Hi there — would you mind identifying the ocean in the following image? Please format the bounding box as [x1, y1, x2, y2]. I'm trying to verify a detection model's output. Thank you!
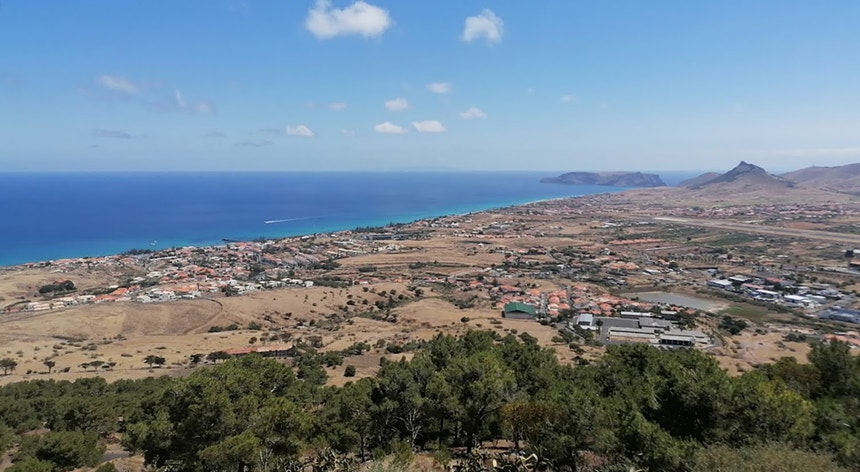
[0, 172, 692, 267]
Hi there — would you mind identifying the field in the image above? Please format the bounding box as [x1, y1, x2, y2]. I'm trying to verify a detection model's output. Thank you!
[0, 274, 588, 387]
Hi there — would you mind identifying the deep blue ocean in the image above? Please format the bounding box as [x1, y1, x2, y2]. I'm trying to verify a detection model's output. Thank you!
[0, 172, 696, 267]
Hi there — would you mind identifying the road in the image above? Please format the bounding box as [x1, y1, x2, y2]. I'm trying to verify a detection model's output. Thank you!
[653, 217, 860, 246]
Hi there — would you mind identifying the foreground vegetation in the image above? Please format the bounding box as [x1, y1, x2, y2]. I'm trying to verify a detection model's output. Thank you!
[0, 331, 858, 471]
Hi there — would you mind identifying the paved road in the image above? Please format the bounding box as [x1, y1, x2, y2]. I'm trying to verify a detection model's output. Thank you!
[653, 217, 860, 245]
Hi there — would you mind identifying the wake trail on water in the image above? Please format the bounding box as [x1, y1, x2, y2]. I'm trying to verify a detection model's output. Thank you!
[263, 217, 310, 224]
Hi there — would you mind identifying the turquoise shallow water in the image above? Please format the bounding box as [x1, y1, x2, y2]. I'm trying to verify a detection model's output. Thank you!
[0, 171, 639, 266]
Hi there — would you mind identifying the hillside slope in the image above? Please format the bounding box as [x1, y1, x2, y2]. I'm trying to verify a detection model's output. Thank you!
[782, 163, 860, 195]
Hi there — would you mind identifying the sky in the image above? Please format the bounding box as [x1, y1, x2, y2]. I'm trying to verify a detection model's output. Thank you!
[1, 1, 859, 173]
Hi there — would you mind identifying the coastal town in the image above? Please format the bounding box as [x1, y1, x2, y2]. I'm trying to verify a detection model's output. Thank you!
[3, 163, 860, 389]
[5, 3, 860, 469]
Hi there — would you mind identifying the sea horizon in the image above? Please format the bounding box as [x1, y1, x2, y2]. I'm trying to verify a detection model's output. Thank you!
[0, 171, 700, 267]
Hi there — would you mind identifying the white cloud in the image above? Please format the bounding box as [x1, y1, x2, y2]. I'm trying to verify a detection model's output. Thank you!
[285, 125, 315, 137]
[374, 122, 406, 134]
[96, 75, 138, 94]
[384, 97, 409, 111]
[560, 94, 576, 103]
[306, 0, 391, 40]
[341, 129, 356, 136]
[329, 102, 348, 111]
[412, 120, 446, 133]
[426, 82, 452, 94]
[462, 9, 504, 44]
[459, 107, 487, 119]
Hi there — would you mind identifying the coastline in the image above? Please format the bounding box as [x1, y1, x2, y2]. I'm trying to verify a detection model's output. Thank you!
[0, 194, 584, 270]
[0, 184, 625, 268]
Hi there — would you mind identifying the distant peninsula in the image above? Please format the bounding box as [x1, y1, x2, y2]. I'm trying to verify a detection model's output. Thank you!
[540, 171, 666, 187]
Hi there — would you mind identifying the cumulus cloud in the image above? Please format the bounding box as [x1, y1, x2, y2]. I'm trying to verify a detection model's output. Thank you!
[462, 9, 504, 44]
[92, 128, 133, 139]
[285, 125, 316, 137]
[96, 75, 139, 94]
[560, 94, 576, 103]
[412, 120, 446, 133]
[426, 82, 452, 94]
[329, 102, 348, 111]
[459, 107, 487, 119]
[384, 97, 409, 111]
[306, 0, 391, 39]
[374, 122, 406, 134]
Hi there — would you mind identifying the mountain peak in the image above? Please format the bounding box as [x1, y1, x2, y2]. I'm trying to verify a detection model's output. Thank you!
[683, 161, 794, 193]
[728, 161, 767, 175]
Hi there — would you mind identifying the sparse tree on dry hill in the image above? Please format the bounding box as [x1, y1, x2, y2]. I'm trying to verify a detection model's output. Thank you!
[0, 358, 17, 375]
[43, 359, 55, 373]
[143, 355, 165, 369]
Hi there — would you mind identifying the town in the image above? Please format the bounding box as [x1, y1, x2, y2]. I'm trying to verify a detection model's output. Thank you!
[4, 188, 860, 390]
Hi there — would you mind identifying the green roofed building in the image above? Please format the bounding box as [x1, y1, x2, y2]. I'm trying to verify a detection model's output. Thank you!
[503, 302, 536, 319]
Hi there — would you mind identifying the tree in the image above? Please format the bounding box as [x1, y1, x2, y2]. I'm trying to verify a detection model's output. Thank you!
[0, 358, 18, 375]
[15, 430, 104, 471]
[143, 355, 166, 369]
[321, 379, 374, 460]
[6, 458, 54, 472]
[42, 359, 56, 374]
[809, 340, 860, 399]
[123, 355, 303, 471]
[445, 352, 515, 452]
[344, 365, 356, 377]
[206, 351, 232, 363]
[189, 353, 203, 365]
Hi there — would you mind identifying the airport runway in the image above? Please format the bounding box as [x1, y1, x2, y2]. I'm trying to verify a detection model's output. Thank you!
[653, 217, 860, 246]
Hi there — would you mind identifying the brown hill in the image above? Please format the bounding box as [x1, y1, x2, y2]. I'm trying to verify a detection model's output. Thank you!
[673, 161, 796, 200]
[690, 161, 794, 189]
[679, 172, 721, 188]
[614, 161, 851, 205]
[782, 163, 860, 195]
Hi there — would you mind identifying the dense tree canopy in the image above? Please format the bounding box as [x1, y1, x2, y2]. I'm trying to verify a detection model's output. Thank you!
[0, 333, 857, 471]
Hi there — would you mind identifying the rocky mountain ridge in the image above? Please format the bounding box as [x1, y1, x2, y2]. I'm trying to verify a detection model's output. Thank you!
[541, 171, 665, 187]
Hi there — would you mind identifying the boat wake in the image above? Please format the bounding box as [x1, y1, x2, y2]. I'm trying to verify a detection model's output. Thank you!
[264, 218, 301, 225]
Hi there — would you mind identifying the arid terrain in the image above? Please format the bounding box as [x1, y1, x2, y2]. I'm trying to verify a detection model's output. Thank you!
[5, 163, 860, 392]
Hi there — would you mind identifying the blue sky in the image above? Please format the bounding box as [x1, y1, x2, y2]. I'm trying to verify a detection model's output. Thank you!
[1, 1, 859, 172]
